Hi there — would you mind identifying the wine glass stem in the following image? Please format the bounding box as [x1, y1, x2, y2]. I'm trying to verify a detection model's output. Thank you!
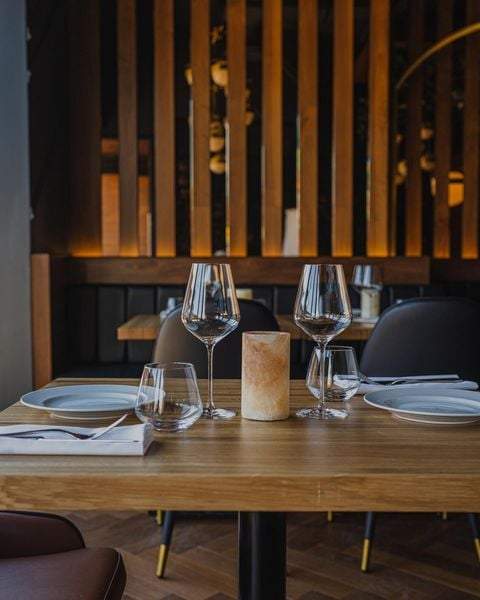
[316, 341, 327, 415]
[206, 342, 216, 413]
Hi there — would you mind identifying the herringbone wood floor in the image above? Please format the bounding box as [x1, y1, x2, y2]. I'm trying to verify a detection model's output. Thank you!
[65, 511, 480, 599]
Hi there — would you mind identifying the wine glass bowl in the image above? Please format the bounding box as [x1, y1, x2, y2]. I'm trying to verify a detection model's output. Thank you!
[182, 263, 240, 419]
[351, 264, 383, 293]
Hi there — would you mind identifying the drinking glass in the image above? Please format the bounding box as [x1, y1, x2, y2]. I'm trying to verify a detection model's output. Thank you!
[135, 362, 203, 432]
[351, 264, 383, 293]
[182, 263, 240, 419]
[294, 264, 352, 418]
[307, 346, 360, 419]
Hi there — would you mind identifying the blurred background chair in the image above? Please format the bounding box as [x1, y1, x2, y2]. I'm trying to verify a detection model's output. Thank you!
[359, 297, 480, 572]
[153, 299, 279, 577]
[0, 511, 126, 599]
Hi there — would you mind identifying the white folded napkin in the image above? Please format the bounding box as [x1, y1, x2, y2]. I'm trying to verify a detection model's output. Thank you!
[0, 423, 154, 456]
[359, 374, 478, 395]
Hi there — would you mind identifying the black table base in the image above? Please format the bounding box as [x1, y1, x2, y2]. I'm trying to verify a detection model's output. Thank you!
[238, 512, 286, 600]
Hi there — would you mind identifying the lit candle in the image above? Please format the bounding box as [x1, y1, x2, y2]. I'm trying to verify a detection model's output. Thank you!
[241, 332, 290, 421]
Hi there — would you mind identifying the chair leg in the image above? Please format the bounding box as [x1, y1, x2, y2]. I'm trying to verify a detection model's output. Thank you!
[156, 511, 175, 578]
[467, 513, 480, 563]
[361, 512, 376, 573]
[156, 509, 164, 526]
[327, 511, 333, 523]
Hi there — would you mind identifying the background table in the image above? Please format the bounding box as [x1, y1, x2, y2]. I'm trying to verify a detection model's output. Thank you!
[117, 314, 375, 341]
[1, 378, 480, 598]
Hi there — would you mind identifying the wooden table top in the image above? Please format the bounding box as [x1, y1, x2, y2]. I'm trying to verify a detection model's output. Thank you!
[0, 378, 479, 513]
[117, 314, 375, 341]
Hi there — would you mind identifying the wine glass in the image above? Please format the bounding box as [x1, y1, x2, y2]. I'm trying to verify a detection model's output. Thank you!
[307, 346, 360, 419]
[294, 264, 352, 419]
[135, 362, 203, 432]
[351, 264, 383, 293]
[182, 263, 240, 419]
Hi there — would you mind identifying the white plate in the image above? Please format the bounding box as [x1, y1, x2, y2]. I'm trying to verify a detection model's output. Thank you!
[21, 385, 137, 420]
[364, 387, 480, 425]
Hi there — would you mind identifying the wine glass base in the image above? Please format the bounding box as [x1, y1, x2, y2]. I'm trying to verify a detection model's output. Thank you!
[296, 407, 348, 420]
[202, 407, 236, 420]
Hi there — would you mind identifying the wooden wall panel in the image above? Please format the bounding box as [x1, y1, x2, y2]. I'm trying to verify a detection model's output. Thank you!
[154, 0, 176, 257]
[138, 175, 152, 256]
[101, 174, 120, 256]
[226, 0, 247, 257]
[433, 1, 452, 258]
[298, 0, 318, 257]
[332, 0, 353, 257]
[462, 0, 480, 258]
[405, 0, 423, 256]
[367, 0, 390, 257]
[262, 0, 283, 256]
[31, 254, 52, 388]
[68, 0, 101, 255]
[190, 0, 212, 257]
[117, 0, 138, 256]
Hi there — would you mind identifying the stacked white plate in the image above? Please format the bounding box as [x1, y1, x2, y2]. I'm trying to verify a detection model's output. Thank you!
[21, 385, 137, 420]
[364, 387, 480, 425]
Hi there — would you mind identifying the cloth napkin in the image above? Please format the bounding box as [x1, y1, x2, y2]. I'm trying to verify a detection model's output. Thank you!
[359, 374, 479, 395]
[0, 423, 154, 456]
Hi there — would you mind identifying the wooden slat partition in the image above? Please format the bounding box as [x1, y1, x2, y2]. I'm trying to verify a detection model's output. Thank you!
[298, 0, 318, 257]
[117, 0, 138, 256]
[462, 0, 480, 259]
[68, 0, 101, 255]
[226, 0, 247, 257]
[138, 175, 152, 256]
[262, 0, 283, 256]
[101, 174, 120, 256]
[31, 254, 52, 388]
[367, 0, 390, 257]
[433, 1, 452, 259]
[154, 0, 176, 257]
[190, 0, 212, 257]
[332, 0, 353, 257]
[405, 0, 424, 256]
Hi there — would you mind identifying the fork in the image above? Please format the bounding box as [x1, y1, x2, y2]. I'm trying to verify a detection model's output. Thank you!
[0, 414, 128, 440]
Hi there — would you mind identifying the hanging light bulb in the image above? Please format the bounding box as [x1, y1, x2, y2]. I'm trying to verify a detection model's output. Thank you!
[211, 60, 228, 88]
[209, 153, 226, 175]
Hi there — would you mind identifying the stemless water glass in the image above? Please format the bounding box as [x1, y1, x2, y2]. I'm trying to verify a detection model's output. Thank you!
[294, 264, 352, 419]
[182, 263, 240, 419]
[135, 362, 203, 432]
[306, 346, 360, 419]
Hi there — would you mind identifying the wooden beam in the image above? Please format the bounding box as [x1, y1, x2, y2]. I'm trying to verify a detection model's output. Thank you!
[31, 254, 52, 388]
[138, 175, 152, 256]
[117, 0, 138, 256]
[68, 0, 101, 256]
[154, 0, 176, 257]
[262, 0, 283, 256]
[462, 0, 480, 258]
[190, 0, 211, 257]
[101, 174, 120, 256]
[433, 0, 452, 258]
[405, 0, 423, 256]
[226, 0, 247, 257]
[298, 0, 318, 257]
[332, 0, 353, 257]
[367, 0, 390, 257]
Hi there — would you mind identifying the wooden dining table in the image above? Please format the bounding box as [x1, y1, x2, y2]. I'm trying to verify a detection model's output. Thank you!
[117, 313, 376, 341]
[1, 378, 480, 599]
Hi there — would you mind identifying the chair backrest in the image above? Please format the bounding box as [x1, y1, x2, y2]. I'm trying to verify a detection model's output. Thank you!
[360, 297, 480, 382]
[152, 299, 279, 378]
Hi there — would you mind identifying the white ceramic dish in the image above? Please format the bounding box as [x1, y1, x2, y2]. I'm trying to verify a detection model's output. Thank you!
[21, 385, 137, 420]
[364, 387, 480, 425]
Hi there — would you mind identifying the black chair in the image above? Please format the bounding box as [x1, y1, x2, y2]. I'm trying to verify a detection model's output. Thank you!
[153, 299, 279, 577]
[359, 297, 480, 572]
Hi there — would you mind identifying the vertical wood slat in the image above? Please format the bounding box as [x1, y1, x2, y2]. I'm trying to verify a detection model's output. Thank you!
[405, 0, 423, 256]
[117, 0, 138, 256]
[433, 1, 452, 258]
[262, 0, 283, 257]
[367, 0, 390, 257]
[298, 0, 318, 257]
[462, 0, 480, 258]
[68, 0, 101, 255]
[31, 254, 52, 388]
[138, 175, 152, 256]
[332, 0, 354, 257]
[154, 0, 176, 257]
[101, 174, 120, 255]
[226, 0, 247, 257]
[190, 0, 212, 257]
